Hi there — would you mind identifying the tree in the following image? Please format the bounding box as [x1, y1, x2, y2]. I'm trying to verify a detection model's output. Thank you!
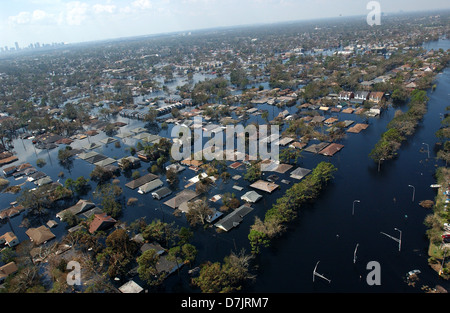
[195, 176, 213, 194]
[97, 229, 138, 279]
[192, 249, 254, 293]
[166, 168, 178, 186]
[94, 183, 123, 218]
[186, 199, 213, 227]
[90, 166, 113, 183]
[142, 219, 177, 247]
[17, 187, 51, 215]
[144, 108, 158, 124]
[137, 249, 166, 286]
[391, 87, 409, 104]
[192, 262, 231, 293]
[178, 227, 194, 245]
[73, 176, 90, 195]
[181, 243, 197, 265]
[230, 66, 249, 89]
[58, 146, 74, 165]
[244, 162, 261, 183]
[279, 147, 302, 164]
[248, 229, 271, 254]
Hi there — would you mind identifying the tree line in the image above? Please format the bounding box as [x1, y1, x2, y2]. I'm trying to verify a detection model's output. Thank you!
[248, 161, 337, 254]
[369, 89, 429, 164]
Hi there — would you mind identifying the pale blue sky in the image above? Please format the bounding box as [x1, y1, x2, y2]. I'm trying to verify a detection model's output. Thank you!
[1, 0, 449, 48]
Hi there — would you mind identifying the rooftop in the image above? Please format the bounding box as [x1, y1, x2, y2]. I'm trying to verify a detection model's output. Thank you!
[250, 180, 279, 193]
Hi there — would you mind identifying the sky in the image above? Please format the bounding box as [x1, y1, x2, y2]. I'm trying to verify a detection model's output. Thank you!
[1, 0, 449, 48]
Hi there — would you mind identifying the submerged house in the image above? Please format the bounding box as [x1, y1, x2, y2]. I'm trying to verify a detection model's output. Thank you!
[241, 190, 262, 203]
[25, 225, 56, 246]
[89, 213, 117, 234]
[56, 199, 96, 220]
[152, 187, 172, 200]
[118, 156, 141, 169]
[214, 205, 254, 232]
[0, 232, 19, 247]
[138, 179, 164, 194]
[0, 262, 18, 283]
[250, 180, 279, 194]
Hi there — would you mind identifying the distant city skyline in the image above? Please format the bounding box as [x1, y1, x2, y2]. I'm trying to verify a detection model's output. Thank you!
[1, 0, 449, 48]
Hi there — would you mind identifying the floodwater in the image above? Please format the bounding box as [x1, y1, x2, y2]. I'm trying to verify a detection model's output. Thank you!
[0, 39, 449, 293]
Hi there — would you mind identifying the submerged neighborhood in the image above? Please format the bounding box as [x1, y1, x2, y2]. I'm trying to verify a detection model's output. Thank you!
[0, 9, 450, 294]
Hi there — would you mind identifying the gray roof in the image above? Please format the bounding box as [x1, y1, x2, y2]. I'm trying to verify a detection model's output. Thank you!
[83, 142, 102, 150]
[138, 179, 164, 194]
[56, 199, 96, 219]
[119, 280, 144, 293]
[152, 187, 172, 199]
[215, 205, 253, 232]
[241, 191, 262, 203]
[290, 167, 311, 180]
[125, 173, 158, 189]
[94, 157, 116, 167]
[100, 137, 118, 144]
[35, 176, 52, 186]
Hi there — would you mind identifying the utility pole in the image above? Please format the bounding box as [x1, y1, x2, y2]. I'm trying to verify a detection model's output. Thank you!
[353, 243, 359, 264]
[408, 185, 415, 202]
[313, 261, 331, 283]
[380, 228, 402, 252]
[352, 200, 360, 216]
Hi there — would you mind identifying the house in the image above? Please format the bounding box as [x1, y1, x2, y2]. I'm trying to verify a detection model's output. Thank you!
[0, 262, 18, 283]
[368, 91, 384, 104]
[241, 191, 262, 203]
[152, 187, 172, 200]
[214, 205, 254, 232]
[100, 137, 118, 145]
[0, 232, 19, 247]
[82, 142, 102, 150]
[338, 91, 354, 101]
[206, 209, 223, 223]
[165, 163, 186, 173]
[138, 179, 164, 194]
[0, 156, 18, 167]
[250, 180, 279, 194]
[85, 153, 108, 164]
[318, 143, 344, 156]
[141, 242, 166, 255]
[119, 280, 144, 293]
[89, 213, 117, 233]
[25, 225, 56, 245]
[290, 167, 311, 180]
[118, 156, 141, 169]
[34, 176, 52, 187]
[353, 90, 369, 101]
[56, 199, 96, 220]
[164, 189, 199, 210]
[94, 158, 116, 167]
[405, 82, 417, 90]
[0, 205, 25, 220]
[369, 106, 382, 116]
[125, 173, 158, 190]
[2, 165, 17, 176]
[360, 81, 374, 89]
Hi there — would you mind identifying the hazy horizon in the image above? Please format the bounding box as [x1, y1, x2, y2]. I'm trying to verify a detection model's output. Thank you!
[1, 0, 449, 48]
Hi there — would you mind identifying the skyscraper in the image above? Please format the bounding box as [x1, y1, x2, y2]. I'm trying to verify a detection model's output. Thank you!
[14, 42, 19, 51]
